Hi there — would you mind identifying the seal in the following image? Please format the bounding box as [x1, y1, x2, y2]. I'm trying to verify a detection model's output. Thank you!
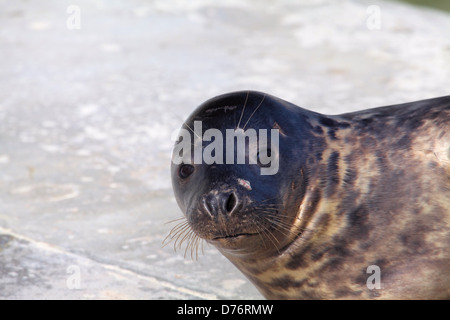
[169, 91, 450, 299]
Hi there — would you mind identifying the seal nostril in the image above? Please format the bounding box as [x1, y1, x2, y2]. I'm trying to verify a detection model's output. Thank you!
[202, 196, 214, 217]
[225, 193, 237, 213]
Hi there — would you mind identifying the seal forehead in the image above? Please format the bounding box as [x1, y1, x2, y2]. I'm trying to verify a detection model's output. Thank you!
[204, 105, 239, 114]
[192, 91, 265, 120]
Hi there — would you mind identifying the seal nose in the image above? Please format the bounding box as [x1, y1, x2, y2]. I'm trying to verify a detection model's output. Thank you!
[202, 192, 239, 217]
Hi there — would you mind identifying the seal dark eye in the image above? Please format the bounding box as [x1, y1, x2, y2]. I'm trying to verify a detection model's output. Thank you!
[179, 164, 194, 179]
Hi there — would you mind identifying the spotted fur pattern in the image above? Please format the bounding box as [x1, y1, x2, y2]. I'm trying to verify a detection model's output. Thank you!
[221, 96, 450, 299]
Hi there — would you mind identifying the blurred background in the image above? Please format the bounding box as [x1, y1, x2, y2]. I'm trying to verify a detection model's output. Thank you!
[0, 0, 449, 299]
[400, 0, 450, 12]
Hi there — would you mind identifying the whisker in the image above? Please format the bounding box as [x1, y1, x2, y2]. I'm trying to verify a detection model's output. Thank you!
[264, 213, 295, 225]
[251, 218, 281, 253]
[242, 94, 266, 130]
[184, 231, 198, 259]
[183, 122, 202, 140]
[176, 225, 194, 250]
[190, 235, 199, 260]
[262, 224, 281, 254]
[166, 221, 190, 240]
[254, 206, 281, 211]
[236, 91, 250, 129]
[194, 234, 203, 260]
[163, 217, 206, 261]
[162, 221, 188, 248]
[252, 220, 270, 249]
[263, 213, 297, 233]
[264, 217, 292, 236]
[165, 216, 186, 225]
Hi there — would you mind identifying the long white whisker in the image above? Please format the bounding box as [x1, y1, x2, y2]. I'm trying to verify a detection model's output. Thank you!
[183, 122, 202, 140]
[242, 94, 266, 130]
[236, 91, 250, 129]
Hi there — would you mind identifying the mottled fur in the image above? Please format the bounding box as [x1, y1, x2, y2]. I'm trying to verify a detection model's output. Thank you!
[171, 92, 450, 299]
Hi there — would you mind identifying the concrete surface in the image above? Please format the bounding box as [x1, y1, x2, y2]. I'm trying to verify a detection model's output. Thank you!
[0, 0, 449, 299]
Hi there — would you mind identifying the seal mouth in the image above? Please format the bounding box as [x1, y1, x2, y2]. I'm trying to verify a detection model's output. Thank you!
[211, 233, 257, 241]
[208, 232, 262, 253]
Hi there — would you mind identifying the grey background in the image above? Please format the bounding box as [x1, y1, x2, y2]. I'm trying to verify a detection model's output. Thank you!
[0, 0, 449, 299]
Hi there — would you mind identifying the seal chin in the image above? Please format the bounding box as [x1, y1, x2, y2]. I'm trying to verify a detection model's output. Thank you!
[208, 233, 261, 255]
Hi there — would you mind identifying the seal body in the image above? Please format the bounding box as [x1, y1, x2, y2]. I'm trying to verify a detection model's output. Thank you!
[170, 91, 450, 299]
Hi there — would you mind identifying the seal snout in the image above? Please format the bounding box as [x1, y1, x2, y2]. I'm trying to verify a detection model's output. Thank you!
[201, 190, 240, 218]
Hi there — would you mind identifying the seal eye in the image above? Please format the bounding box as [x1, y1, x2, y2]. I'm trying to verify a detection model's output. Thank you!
[179, 164, 194, 179]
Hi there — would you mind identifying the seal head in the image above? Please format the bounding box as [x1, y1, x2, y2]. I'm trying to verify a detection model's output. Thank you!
[171, 92, 318, 257]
